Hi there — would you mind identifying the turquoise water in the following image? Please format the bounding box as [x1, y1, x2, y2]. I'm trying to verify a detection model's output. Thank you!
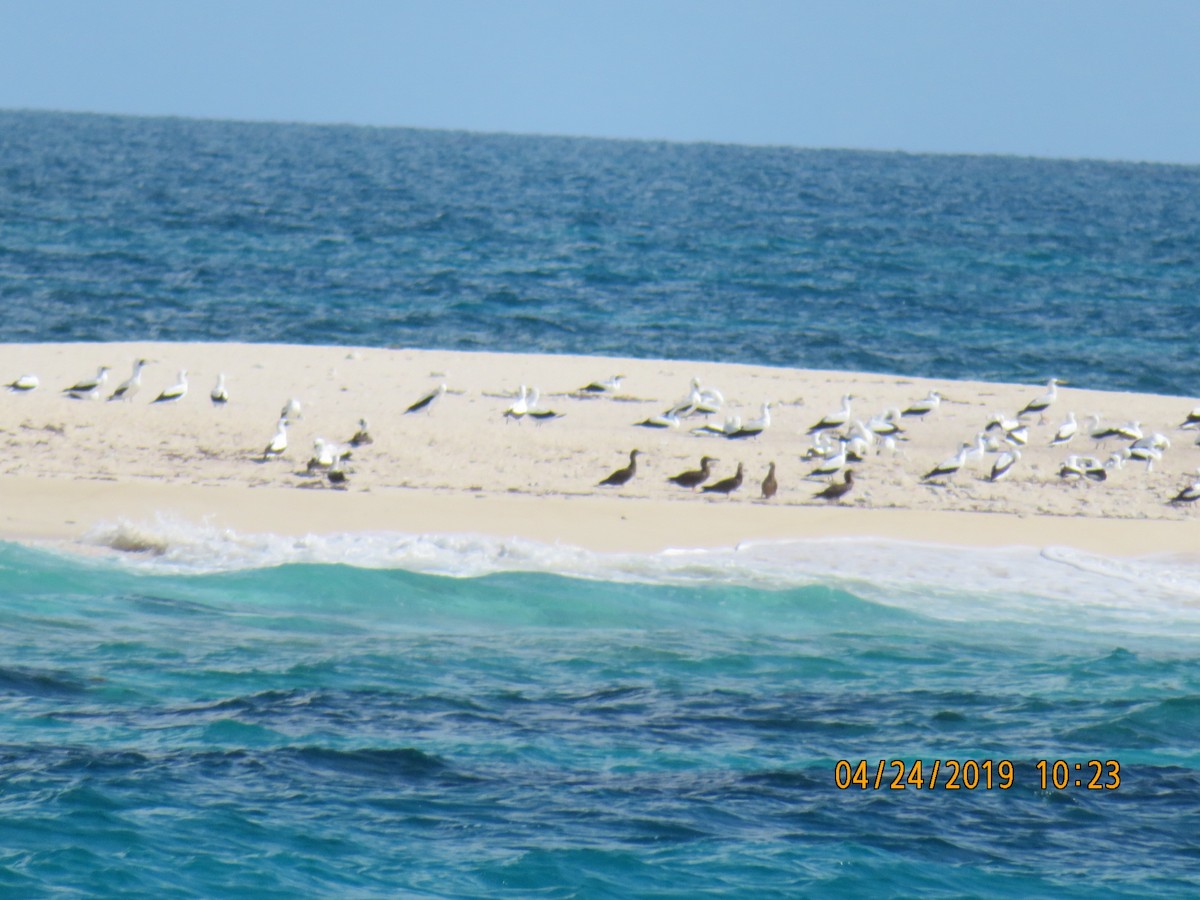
[3, 536, 1200, 897]
[3, 110, 1200, 895]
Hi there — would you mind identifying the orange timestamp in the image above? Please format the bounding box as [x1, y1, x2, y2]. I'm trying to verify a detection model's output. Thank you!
[834, 758, 1122, 791]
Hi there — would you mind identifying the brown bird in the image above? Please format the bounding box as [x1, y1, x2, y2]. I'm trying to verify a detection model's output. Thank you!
[701, 462, 744, 498]
[814, 469, 854, 502]
[668, 456, 718, 489]
[760, 462, 777, 499]
[599, 449, 641, 486]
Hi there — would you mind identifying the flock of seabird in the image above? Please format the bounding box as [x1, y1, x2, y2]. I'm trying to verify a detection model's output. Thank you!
[5, 361, 1200, 510]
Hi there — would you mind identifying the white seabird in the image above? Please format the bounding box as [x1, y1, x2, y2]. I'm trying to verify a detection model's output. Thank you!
[504, 385, 529, 422]
[152, 369, 188, 403]
[526, 388, 565, 422]
[808, 439, 848, 480]
[1060, 454, 1106, 482]
[667, 378, 721, 419]
[1017, 378, 1062, 421]
[901, 390, 942, 418]
[1180, 407, 1200, 430]
[1170, 475, 1200, 505]
[807, 394, 853, 435]
[327, 454, 349, 488]
[405, 383, 446, 415]
[1049, 412, 1077, 446]
[989, 448, 1020, 482]
[692, 415, 741, 437]
[280, 398, 302, 423]
[634, 411, 681, 429]
[729, 402, 771, 439]
[262, 419, 288, 461]
[63, 366, 111, 399]
[6, 374, 38, 392]
[580, 374, 624, 394]
[108, 358, 151, 402]
[922, 442, 972, 482]
[210, 373, 229, 405]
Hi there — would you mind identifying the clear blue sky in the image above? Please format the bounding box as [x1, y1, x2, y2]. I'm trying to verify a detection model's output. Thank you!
[3, 0, 1198, 164]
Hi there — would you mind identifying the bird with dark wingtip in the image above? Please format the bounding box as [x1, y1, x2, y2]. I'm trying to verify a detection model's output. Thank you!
[701, 462, 743, 498]
[814, 469, 854, 502]
[598, 450, 640, 486]
[668, 456, 717, 490]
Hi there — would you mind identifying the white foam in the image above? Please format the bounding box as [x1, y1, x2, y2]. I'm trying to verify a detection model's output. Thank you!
[74, 515, 1200, 623]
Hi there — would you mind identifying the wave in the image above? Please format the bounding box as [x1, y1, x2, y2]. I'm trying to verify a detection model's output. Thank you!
[20, 514, 1188, 625]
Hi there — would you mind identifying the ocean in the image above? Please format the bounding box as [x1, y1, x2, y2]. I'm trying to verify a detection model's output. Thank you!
[2, 110, 1200, 896]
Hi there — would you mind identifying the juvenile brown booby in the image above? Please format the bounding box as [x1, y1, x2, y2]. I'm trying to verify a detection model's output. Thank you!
[760, 462, 778, 499]
[598, 449, 640, 486]
[701, 462, 743, 498]
[668, 456, 717, 489]
[814, 469, 854, 501]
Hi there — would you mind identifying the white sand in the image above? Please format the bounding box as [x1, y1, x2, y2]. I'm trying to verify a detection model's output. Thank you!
[1, 342, 1197, 556]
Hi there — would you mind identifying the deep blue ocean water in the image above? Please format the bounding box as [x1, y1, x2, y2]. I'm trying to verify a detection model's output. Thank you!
[2, 110, 1200, 896]
[1, 109, 1198, 395]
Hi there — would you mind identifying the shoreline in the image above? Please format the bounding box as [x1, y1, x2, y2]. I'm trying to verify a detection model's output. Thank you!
[1, 342, 1197, 560]
[2, 478, 1200, 559]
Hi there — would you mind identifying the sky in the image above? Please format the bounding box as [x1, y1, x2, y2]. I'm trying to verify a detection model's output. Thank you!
[2, 0, 1198, 164]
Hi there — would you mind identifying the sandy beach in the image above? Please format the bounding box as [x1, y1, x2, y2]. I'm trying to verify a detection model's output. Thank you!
[1, 341, 1197, 556]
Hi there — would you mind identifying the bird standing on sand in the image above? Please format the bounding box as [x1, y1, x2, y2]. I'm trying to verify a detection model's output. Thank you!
[281, 398, 302, 423]
[108, 359, 150, 401]
[599, 449, 641, 486]
[922, 443, 972, 482]
[668, 456, 717, 490]
[1169, 473, 1200, 505]
[405, 383, 446, 414]
[504, 386, 529, 422]
[152, 369, 188, 403]
[63, 366, 111, 399]
[349, 418, 373, 447]
[635, 411, 681, 429]
[807, 394, 853, 435]
[814, 469, 854, 502]
[1181, 407, 1200, 430]
[701, 462, 744, 498]
[989, 448, 1020, 482]
[901, 390, 941, 418]
[6, 374, 38, 392]
[262, 419, 288, 461]
[580, 375, 624, 393]
[327, 455, 349, 488]
[210, 373, 229, 405]
[1017, 378, 1062, 421]
[1050, 411, 1077, 446]
[760, 462, 778, 499]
